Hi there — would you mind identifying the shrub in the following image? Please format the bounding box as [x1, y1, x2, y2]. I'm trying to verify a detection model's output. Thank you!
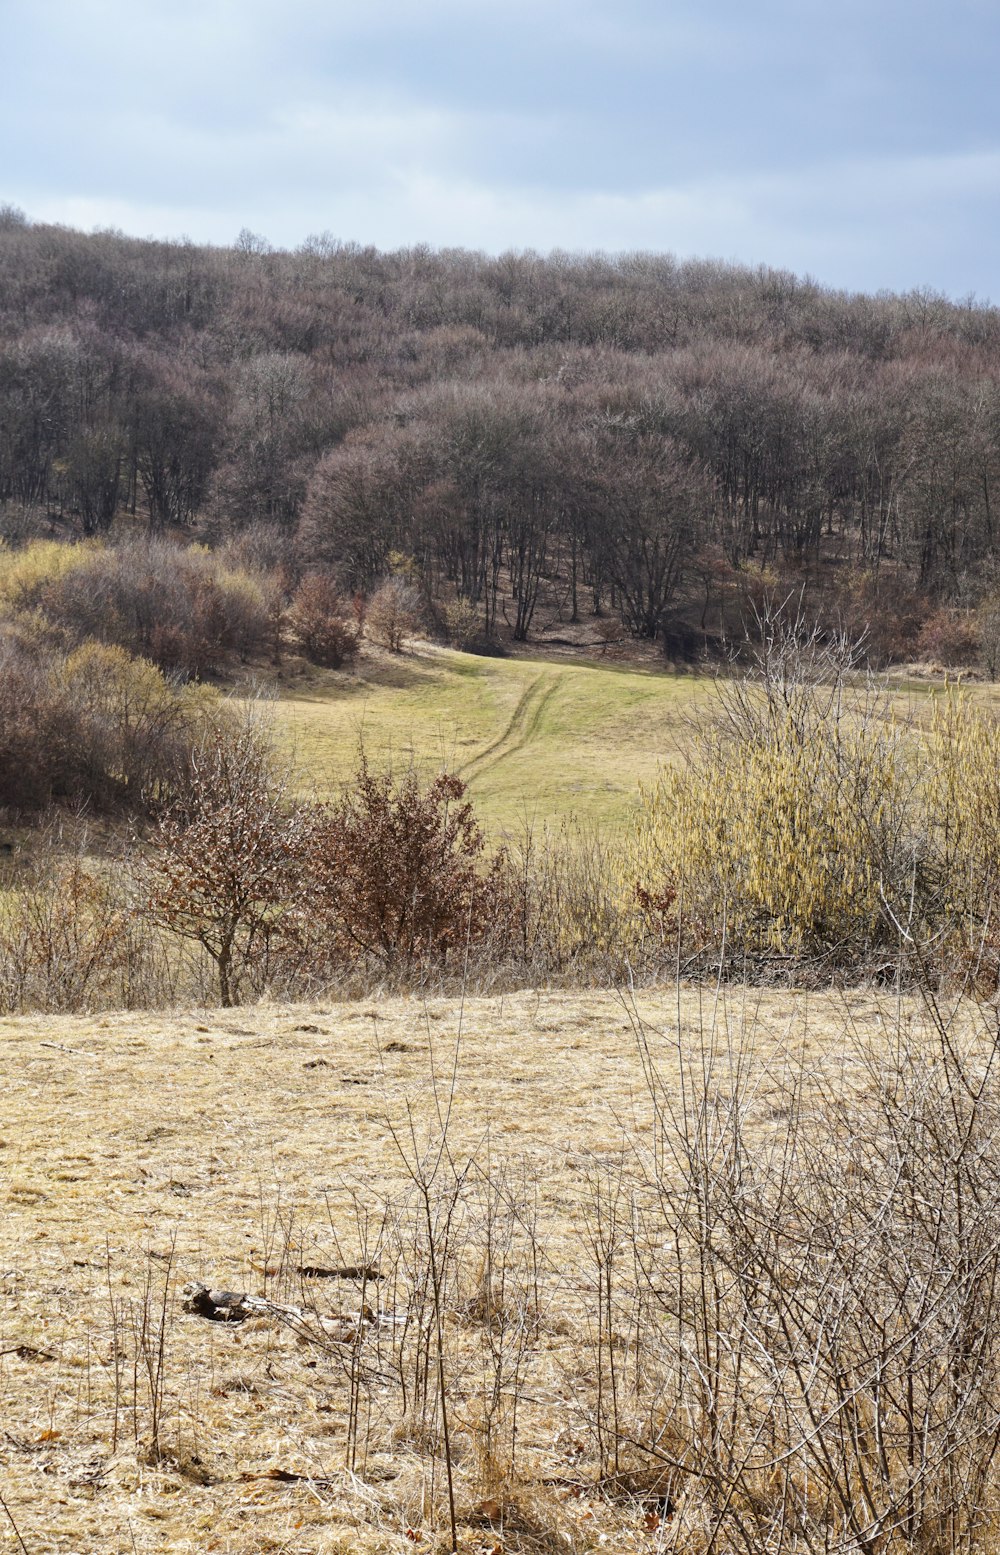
[920, 692, 1000, 984]
[509, 816, 637, 975]
[59, 641, 212, 809]
[594, 617, 625, 654]
[287, 572, 359, 667]
[829, 565, 928, 665]
[627, 610, 921, 971]
[140, 714, 307, 1006]
[444, 597, 485, 651]
[0, 538, 96, 612]
[0, 629, 213, 816]
[626, 612, 1000, 983]
[914, 607, 980, 666]
[0, 632, 77, 810]
[0, 854, 140, 1013]
[630, 713, 910, 965]
[620, 994, 1000, 1554]
[366, 576, 422, 651]
[31, 538, 273, 676]
[306, 762, 515, 973]
[977, 594, 1000, 677]
[217, 566, 275, 663]
[0, 501, 46, 547]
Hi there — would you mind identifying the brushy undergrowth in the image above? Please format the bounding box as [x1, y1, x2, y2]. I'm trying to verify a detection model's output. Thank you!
[623, 612, 1000, 986]
[0, 535, 278, 676]
[10, 608, 1000, 1011]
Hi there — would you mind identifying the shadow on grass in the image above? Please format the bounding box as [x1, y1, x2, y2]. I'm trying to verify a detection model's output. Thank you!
[283, 654, 453, 703]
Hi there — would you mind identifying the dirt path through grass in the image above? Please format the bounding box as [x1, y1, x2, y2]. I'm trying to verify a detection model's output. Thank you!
[458, 671, 558, 786]
[266, 648, 708, 830]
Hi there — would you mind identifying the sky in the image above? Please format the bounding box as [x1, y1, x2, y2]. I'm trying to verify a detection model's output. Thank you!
[4, 0, 999, 299]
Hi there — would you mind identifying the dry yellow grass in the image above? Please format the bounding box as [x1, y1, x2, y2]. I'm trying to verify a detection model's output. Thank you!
[0, 985, 973, 1553]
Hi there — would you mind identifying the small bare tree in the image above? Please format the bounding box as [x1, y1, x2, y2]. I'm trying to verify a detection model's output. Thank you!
[140, 712, 305, 1006]
[366, 576, 422, 652]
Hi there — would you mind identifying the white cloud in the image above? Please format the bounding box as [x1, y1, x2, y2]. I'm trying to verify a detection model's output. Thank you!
[7, 0, 1000, 297]
[18, 148, 1000, 298]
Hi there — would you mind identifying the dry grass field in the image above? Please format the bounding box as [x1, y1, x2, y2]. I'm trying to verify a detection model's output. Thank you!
[0, 982, 971, 1555]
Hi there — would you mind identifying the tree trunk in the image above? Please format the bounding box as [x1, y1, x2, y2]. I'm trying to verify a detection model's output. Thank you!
[216, 933, 235, 1007]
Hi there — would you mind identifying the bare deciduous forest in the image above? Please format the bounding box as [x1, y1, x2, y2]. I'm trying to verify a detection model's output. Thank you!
[3, 210, 1000, 662]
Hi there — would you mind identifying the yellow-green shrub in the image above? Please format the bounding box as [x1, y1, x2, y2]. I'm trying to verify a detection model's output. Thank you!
[627, 677, 1000, 980]
[0, 537, 277, 675]
[919, 693, 1000, 977]
[0, 538, 96, 611]
[626, 697, 913, 965]
[513, 818, 644, 974]
[0, 631, 218, 815]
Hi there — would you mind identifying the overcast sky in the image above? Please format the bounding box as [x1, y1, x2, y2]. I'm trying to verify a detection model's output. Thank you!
[5, 0, 998, 298]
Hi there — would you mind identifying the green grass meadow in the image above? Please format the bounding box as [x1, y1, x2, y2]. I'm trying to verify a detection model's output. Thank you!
[260, 644, 985, 839]
[265, 643, 707, 834]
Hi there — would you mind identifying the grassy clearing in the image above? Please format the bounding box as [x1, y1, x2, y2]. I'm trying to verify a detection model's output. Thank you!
[0, 983, 974, 1554]
[265, 645, 707, 834]
[262, 645, 993, 839]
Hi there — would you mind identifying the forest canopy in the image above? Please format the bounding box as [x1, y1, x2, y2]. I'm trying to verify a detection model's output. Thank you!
[2, 214, 999, 658]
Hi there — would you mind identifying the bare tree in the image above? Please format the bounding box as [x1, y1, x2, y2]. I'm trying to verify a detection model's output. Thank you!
[140, 713, 305, 1006]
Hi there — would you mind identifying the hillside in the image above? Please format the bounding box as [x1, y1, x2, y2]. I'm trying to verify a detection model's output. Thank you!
[3, 219, 1000, 670]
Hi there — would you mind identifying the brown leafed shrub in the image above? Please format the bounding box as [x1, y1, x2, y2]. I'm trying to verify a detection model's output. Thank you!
[306, 762, 516, 972]
[826, 565, 928, 665]
[287, 572, 359, 667]
[914, 606, 980, 666]
[977, 595, 1000, 677]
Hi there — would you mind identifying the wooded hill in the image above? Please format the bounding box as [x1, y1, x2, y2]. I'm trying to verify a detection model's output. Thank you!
[2, 207, 999, 660]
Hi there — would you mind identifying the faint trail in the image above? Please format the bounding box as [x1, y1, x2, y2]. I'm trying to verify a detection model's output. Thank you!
[459, 673, 559, 785]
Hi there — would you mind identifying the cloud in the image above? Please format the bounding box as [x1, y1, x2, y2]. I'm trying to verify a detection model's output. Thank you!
[5, 0, 1000, 296]
[15, 147, 1000, 300]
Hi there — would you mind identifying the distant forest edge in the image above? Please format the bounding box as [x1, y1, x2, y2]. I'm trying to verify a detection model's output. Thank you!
[2, 207, 1000, 665]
